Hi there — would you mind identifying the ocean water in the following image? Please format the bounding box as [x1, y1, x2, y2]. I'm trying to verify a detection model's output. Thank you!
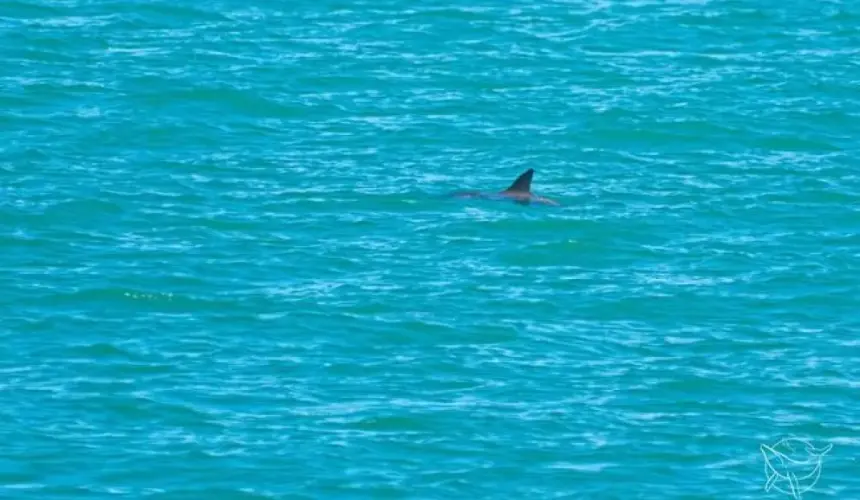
[2, 0, 859, 498]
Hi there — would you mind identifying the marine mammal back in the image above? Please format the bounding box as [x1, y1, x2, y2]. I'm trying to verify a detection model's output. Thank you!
[450, 169, 560, 206]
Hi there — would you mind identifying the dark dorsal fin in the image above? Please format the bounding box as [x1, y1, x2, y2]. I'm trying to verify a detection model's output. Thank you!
[503, 168, 534, 193]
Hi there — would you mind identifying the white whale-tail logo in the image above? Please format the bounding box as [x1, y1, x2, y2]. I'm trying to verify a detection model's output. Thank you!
[760, 437, 832, 499]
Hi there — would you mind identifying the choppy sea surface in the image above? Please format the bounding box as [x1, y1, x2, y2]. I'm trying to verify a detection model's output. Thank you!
[2, 0, 859, 498]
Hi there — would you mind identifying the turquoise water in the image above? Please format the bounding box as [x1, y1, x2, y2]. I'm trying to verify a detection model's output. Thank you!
[2, 0, 859, 498]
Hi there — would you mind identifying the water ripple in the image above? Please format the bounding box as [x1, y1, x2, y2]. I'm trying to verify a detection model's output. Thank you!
[3, 0, 860, 498]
